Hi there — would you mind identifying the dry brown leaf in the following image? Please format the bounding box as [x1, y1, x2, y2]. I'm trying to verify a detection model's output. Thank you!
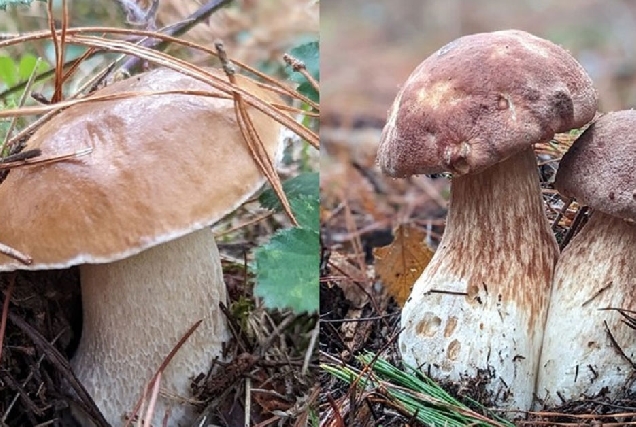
[373, 224, 434, 307]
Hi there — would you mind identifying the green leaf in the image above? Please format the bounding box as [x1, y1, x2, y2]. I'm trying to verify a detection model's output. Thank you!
[289, 195, 319, 233]
[0, 56, 18, 87]
[0, 0, 45, 10]
[255, 227, 319, 314]
[285, 40, 319, 102]
[18, 54, 48, 81]
[259, 172, 319, 212]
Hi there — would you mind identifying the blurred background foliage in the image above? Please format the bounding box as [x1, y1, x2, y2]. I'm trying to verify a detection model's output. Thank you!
[0, 0, 318, 99]
[322, 0, 636, 123]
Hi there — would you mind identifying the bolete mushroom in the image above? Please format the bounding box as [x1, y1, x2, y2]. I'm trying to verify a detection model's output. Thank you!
[377, 30, 597, 412]
[0, 67, 285, 425]
[537, 110, 636, 406]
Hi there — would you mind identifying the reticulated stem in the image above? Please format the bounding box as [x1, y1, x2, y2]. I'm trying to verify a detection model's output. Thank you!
[72, 227, 229, 426]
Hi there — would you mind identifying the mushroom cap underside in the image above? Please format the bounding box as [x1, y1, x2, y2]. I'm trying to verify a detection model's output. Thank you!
[556, 110, 636, 222]
[0, 67, 285, 270]
[377, 29, 598, 177]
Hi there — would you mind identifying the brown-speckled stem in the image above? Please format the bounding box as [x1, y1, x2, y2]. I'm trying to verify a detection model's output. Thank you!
[537, 212, 636, 406]
[399, 146, 558, 414]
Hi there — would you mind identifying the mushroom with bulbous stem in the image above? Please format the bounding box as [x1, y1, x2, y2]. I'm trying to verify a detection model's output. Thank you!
[536, 110, 636, 407]
[0, 67, 286, 426]
[377, 30, 598, 414]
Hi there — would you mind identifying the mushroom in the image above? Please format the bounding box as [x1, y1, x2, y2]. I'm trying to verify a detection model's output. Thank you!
[0, 67, 285, 425]
[376, 30, 597, 413]
[536, 110, 636, 406]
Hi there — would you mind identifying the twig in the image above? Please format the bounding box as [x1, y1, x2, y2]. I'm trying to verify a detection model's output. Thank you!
[7, 311, 110, 427]
[0, 147, 92, 171]
[283, 53, 319, 92]
[0, 273, 16, 360]
[0, 149, 41, 163]
[119, 0, 231, 76]
[143, 371, 162, 426]
[2, 328, 68, 423]
[47, 0, 68, 104]
[116, 0, 159, 28]
[0, 242, 32, 265]
[560, 205, 589, 250]
[245, 376, 252, 427]
[215, 40, 298, 226]
[552, 196, 572, 231]
[302, 320, 319, 376]
[0, 0, 230, 100]
[125, 319, 203, 427]
[0, 33, 318, 149]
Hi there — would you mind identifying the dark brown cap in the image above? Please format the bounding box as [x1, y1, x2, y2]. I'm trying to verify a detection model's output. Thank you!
[377, 30, 598, 177]
[556, 110, 636, 221]
[0, 67, 285, 270]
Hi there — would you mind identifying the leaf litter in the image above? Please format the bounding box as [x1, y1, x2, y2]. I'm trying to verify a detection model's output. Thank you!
[319, 109, 636, 426]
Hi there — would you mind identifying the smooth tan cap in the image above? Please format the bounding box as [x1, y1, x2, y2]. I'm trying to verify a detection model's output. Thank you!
[0, 67, 284, 270]
[556, 110, 636, 221]
[377, 30, 598, 177]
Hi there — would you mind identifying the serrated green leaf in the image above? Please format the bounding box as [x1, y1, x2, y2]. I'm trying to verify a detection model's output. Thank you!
[259, 172, 319, 211]
[0, 56, 18, 87]
[285, 40, 319, 102]
[0, 0, 45, 10]
[255, 227, 319, 314]
[286, 41, 319, 83]
[289, 195, 319, 233]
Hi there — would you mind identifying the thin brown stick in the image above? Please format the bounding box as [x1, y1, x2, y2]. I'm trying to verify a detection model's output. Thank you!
[216, 41, 298, 226]
[0, 28, 319, 148]
[283, 53, 319, 93]
[0, 273, 16, 361]
[0, 147, 91, 171]
[125, 319, 203, 427]
[7, 311, 110, 427]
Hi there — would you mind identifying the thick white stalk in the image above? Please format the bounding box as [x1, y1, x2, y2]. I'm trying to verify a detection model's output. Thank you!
[399, 147, 558, 414]
[536, 212, 636, 406]
[72, 227, 229, 426]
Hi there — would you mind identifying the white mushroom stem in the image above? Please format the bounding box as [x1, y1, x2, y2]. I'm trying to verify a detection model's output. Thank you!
[536, 212, 636, 406]
[399, 146, 559, 414]
[71, 227, 229, 426]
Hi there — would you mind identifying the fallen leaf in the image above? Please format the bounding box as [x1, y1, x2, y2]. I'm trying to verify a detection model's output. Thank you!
[373, 224, 434, 307]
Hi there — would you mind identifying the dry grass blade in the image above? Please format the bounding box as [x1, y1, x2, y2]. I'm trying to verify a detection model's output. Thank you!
[47, 0, 71, 104]
[125, 319, 203, 427]
[0, 273, 15, 360]
[216, 40, 298, 226]
[0, 27, 319, 149]
[0, 147, 91, 171]
[0, 88, 237, 119]
[142, 371, 162, 427]
[0, 242, 32, 265]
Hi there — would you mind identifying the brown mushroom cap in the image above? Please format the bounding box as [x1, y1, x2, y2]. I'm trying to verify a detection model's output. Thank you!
[377, 29, 598, 177]
[556, 110, 636, 222]
[0, 67, 284, 270]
